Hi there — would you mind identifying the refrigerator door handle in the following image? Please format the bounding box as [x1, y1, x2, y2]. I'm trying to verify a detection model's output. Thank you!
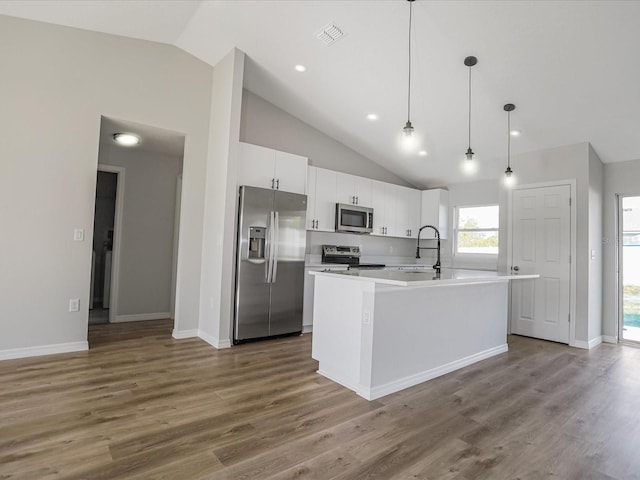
[272, 211, 279, 282]
[266, 211, 275, 283]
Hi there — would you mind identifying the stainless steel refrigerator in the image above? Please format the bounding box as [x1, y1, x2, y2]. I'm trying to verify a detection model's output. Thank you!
[234, 185, 307, 343]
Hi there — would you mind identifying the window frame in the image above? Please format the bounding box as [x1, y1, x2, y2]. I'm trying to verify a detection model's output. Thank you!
[453, 203, 500, 257]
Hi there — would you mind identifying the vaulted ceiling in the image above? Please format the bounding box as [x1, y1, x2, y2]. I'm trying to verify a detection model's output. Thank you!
[2, 0, 639, 188]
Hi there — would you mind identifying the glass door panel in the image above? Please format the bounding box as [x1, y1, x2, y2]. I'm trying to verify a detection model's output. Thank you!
[621, 196, 640, 342]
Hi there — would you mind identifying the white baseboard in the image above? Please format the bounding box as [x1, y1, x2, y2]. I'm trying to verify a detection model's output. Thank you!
[603, 335, 618, 344]
[113, 312, 171, 323]
[0, 341, 88, 361]
[198, 330, 231, 349]
[172, 329, 199, 339]
[302, 325, 313, 334]
[572, 336, 603, 350]
[319, 343, 509, 401]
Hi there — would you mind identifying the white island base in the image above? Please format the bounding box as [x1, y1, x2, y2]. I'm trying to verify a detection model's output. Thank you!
[311, 269, 534, 401]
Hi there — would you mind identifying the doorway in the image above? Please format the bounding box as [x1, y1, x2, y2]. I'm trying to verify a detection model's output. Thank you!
[89, 116, 185, 342]
[619, 195, 640, 343]
[509, 182, 574, 344]
[90, 168, 122, 324]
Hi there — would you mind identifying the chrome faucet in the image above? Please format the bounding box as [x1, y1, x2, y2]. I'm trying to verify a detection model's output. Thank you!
[416, 225, 441, 273]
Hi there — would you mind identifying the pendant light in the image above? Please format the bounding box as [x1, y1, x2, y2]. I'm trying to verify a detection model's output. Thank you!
[464, 56, 478, 163]
[403, 0, 415, 136]
[503, 103, 516, 187]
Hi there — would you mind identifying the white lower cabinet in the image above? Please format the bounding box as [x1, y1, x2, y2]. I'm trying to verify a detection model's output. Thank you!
[303, 265, 349, 329]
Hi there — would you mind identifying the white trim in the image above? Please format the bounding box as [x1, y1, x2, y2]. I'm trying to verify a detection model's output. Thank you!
[302, 325, 313, 334]
[507, 179, 577, 347]
[170, 174, 182, 320]
[572, 336, 603, 350]
[319, 344, 508, 401]
[172, 329, 199, 339]
[0, 341, 88, 361]
[113, 312, 171, 323]
[97, 164, 125, 325]
[603, 335, 618, 344]
[198, 330, 231, 349]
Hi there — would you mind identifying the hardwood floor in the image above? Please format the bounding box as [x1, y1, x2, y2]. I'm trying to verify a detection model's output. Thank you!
[2, 320, 640, 479]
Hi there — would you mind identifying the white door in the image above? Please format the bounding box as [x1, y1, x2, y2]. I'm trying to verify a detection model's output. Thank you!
[511, 184, 571, 343]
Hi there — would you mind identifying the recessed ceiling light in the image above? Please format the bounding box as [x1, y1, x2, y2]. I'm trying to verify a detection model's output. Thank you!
[367, 113, 378, 121]
[113, 133, 140, 146]
[294, 65, 306, 72]
[510, 129, 522, 137]
[418, 150, 428, 156]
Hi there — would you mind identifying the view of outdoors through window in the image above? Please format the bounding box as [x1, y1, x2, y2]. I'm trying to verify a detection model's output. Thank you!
[622, 196, 640, 342]
[456, 205, 499, 255]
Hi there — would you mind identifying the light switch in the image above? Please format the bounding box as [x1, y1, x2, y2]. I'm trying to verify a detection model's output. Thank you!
[73, 228, 84, 241]
[69, 298, 80, 312]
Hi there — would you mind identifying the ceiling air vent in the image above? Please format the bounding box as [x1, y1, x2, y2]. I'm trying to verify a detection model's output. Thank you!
[315, 23, 345, 46]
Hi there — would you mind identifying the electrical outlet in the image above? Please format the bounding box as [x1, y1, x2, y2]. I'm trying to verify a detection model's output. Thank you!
[69, 298, 80, 312]
[73, 228, 84, 241]
[363, 311, 371, 325]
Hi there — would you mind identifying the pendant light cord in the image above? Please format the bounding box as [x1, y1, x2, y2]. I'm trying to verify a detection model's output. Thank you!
[468, 66, 472, 150]
[407, 0, 412, 123]
[507, 110, 511, 168]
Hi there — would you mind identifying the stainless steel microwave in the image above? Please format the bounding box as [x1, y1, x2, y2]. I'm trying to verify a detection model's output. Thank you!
[335, 203, 374, 234]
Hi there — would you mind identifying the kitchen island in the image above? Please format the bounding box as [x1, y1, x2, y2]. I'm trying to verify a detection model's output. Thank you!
[310, 268, 538, 400]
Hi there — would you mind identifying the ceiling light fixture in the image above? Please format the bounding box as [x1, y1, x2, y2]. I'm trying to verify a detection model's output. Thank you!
[113, 133, 140, 146]
[503, 103, 516, 187]
[464, 56, 478, 164]
[367, 113, 379, 121]
[294, 64, 306, 72]
[403, 0, 415, 137]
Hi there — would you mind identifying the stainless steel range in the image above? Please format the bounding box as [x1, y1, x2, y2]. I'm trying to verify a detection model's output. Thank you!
[321, 245, 385, 269]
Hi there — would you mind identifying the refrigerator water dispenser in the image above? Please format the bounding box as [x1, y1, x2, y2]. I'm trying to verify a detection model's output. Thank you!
[248, 226, 265, 260]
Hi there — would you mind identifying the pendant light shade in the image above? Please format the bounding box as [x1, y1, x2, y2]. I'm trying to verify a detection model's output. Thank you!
[403, 0, 415, 137]
[504, 103, 516, 187]
[464, 56, 478, 163]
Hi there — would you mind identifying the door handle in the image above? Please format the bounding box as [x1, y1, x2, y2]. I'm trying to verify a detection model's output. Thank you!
[272, 212, 279, 282]
[513, 266, 520, 272]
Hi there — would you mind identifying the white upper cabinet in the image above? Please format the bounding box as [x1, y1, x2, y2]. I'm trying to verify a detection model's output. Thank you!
[420, 189, 449, 239]
[396, 186, 422, 239]
[371, 181, 397, 236]
[237, 142, 308, 195]
[335, 172, 372, 207]
[307, 167, 336, 232]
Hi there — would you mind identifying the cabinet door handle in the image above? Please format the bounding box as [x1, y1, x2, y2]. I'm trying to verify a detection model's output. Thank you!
[356, 196, 359, 205]
[271, 178, 275, 189]
[314, 219, 318, 229]
[276, 179, 280, 190]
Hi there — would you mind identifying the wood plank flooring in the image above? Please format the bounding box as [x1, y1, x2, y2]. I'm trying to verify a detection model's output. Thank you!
[2, 320, 640, 479]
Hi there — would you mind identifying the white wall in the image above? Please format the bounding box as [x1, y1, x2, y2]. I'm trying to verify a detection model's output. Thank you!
[98, 142, 182, 319]
[602, 158, 640, 340]
[0, 16, 212, 355]
[588, 145, 604, 342]
[240, 90, 412, 187]
[197, 49, 244, 348]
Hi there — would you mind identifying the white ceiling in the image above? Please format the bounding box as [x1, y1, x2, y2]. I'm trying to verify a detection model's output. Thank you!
[2, 0, 640, 188]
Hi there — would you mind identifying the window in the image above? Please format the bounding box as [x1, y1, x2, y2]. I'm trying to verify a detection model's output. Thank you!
[454, 205, 499, 255]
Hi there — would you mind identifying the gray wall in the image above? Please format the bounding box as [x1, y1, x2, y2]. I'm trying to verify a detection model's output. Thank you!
[497, 142, 603, 344]
[98, 142, 182, 318]
[602, 158, 640, 340]
[0, 15, 213, 352]
[588, 145, 604, 342]
[240, 89, 412, 187]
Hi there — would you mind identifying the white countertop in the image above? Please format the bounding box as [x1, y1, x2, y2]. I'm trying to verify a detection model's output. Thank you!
[310, 268, 538, 287]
